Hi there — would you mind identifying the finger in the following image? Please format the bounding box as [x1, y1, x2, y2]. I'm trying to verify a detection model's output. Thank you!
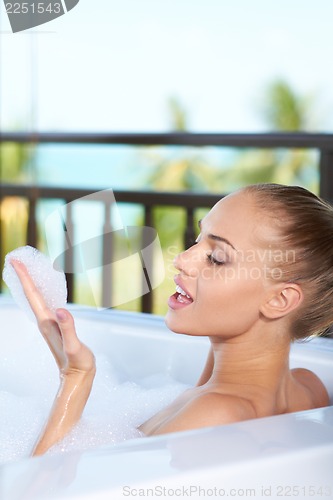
[55, 309, 81, 356]
[56, 309, 95, 373]
[11, 260, 66, 369]
[11, 259, 50, 318]
[38, 316, 67, 369]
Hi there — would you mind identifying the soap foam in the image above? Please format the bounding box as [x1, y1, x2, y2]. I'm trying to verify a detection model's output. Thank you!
[2, 246, 67, 321]
[0, 248, 188, 463]
[0, 346, 188, 464]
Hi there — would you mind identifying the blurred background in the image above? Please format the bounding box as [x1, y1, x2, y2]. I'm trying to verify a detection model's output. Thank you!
[1, 0, 333, 314]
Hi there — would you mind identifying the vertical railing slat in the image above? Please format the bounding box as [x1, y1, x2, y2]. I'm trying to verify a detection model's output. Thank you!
[27, 191, 38, 248]
[141, 205, 153, 313]
[101, 200, 113, 308]
[64, 202, 74, 303]
[184, 207, 195, 250]
[319, 149, 333, 203]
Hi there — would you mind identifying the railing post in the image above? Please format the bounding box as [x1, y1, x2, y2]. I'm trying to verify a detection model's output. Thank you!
[141, 205, 153, 313]
[101, 200, 113, 308]
[64, 202, 74, 303]
[26, 189, 38, 247]
[184, 208, 195, 249]
[319, 149, 333, 203]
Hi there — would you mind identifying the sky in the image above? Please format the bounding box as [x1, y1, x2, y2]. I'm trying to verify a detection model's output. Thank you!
[1, 0, 333, 132]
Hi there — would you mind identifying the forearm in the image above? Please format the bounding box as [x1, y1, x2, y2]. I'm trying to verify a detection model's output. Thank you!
[32, 368, 95, 456]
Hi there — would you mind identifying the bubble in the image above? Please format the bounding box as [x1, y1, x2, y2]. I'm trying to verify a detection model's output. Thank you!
[0, 348, 188, 464]
[2, 246, 67, 321]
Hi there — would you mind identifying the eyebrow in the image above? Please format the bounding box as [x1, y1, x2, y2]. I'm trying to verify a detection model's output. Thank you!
[198, 220, 237, 251]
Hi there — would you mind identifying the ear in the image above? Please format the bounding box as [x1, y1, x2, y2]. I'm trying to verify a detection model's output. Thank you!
[260, 283, 303, 320]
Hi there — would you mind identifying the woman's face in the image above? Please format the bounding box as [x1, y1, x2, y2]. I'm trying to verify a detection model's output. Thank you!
[165, 190, 278, 339]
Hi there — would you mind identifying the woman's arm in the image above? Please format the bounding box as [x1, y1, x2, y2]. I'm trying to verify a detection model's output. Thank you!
[11, 260, 96, 456]
[32, 308, 95, 456]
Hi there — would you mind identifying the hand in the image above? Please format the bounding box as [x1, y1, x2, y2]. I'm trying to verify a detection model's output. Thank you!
[11, 259, 95, 376]
[11, 259, 96, 455]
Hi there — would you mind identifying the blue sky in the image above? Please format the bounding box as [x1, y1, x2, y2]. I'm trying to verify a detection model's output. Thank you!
[1, 0, 333, 132]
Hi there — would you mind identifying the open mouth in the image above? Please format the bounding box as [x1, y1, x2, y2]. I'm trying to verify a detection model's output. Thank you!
[175, 285, 193, 304]
[168, 283, 193, 309]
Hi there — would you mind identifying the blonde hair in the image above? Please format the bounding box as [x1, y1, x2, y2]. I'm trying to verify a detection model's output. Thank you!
[244, 183, 333, 340]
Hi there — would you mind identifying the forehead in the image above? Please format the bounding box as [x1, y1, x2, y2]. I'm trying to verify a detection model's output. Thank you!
[202, 191, 277, 250]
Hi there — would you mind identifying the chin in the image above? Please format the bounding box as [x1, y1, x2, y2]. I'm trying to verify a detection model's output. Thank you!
[165, 311, 200, 337]
[164, 310, 187, 334]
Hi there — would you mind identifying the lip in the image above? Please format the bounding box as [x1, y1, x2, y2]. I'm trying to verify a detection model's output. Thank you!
[167, 275, 194, 310]
[174, 275, 193, 299]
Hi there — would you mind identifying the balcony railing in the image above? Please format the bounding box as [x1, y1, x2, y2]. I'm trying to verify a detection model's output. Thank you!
[1, 132, 333, 313]
[0, 184, 223, 311]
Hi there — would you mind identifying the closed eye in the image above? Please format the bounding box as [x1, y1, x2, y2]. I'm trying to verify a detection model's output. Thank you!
[206, 253, 226, 266]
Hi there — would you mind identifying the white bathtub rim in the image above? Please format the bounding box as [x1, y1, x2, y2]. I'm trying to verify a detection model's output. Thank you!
[1, 406, 333, 499]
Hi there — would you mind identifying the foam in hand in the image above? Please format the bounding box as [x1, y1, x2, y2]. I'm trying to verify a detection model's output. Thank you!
[2, 246, 67, 321]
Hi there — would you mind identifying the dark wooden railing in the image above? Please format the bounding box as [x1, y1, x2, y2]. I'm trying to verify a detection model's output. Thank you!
[0, 184, 223, 312]
[1, 132, 333, 312]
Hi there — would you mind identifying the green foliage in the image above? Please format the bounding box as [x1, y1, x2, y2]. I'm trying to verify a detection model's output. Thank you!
[168, 96, 188, 131]
[222, 79, 319, 192]
[147, 155, 221, 193]
[0, 142, 32, 181]
[221, 148, 318, 193]
[262, 80, 313, 131]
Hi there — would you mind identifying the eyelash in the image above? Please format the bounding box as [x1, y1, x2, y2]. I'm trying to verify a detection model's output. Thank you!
[206, 253, 226, 266]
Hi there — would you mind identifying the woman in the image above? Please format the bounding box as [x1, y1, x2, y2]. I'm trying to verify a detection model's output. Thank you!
[11, 183, 330, 456]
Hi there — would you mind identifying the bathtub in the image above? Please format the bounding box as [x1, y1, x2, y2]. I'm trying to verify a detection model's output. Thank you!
[1, 295, 333, 500]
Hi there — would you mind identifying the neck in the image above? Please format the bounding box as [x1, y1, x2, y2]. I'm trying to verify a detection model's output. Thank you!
[208, 325, 292, 394]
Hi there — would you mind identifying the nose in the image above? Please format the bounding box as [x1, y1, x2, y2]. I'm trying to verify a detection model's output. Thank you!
[173, 245, 199, 277]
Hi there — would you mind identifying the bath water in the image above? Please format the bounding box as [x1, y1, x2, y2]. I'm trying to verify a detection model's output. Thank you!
[0, 345, 188, 464]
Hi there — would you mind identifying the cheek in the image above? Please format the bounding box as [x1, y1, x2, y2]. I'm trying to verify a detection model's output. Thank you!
[198, 268, 262, 303]
[196, 270, 264, 317]
[202, 284, 261, 333]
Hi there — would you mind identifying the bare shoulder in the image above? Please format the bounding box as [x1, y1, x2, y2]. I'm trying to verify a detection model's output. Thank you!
[291, 368, 329, 408]
[151, 392, 256, 436]
[195, 392, 257, 421]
